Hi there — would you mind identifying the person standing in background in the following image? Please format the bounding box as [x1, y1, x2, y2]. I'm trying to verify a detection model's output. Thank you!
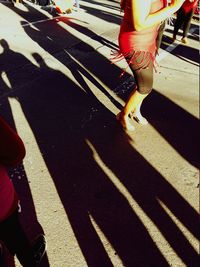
[173, 0, 198, 43]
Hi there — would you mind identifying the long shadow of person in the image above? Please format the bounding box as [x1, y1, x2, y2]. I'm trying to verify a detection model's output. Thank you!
[2, 4, 199, 266]
[2, 49, 172, 266]
[116, 74, 199, 169]
[0, 40, 50, 267]
[142, 90, 199, 168]
[3, 1, 125, 126]
[85, 112, 199, 266]
[55, 27, 199, 171]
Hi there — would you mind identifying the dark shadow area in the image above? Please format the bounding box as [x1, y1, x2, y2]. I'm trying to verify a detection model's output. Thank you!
[57, 16, 119, 51]
[82, 0, 121, 14]
[164, 25, 199, 42]
[0, 40, 49, 267]
[143, 90, 200, 168]
[86, 115, 200, 267]
[160, 35, 199, 66]
[2, 0, 51, 22]
[116, 76, 199, 169]
[0, 45, 170, 266]
[1, 40, 199, 266]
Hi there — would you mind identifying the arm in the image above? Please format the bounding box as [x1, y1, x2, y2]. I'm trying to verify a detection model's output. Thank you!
[132, 0, 186, 31]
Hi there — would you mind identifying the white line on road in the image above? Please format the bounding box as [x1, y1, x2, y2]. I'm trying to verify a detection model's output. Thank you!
[22, 16, 63, 27]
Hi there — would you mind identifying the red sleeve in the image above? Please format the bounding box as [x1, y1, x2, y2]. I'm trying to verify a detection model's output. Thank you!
[182, 0, 198, 13]
[0, 116, 26, 166]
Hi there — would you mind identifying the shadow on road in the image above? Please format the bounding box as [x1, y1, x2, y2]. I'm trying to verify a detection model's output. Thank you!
[0, 2, 199, 266]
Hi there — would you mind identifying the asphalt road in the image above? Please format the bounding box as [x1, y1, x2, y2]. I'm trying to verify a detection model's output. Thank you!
[0, 1, 199, 266]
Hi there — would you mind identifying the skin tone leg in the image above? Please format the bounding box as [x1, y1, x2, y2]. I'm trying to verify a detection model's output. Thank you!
[130, 98, 149, 125]
[117, 57, 153, 131]
[117, 90, 149, 131]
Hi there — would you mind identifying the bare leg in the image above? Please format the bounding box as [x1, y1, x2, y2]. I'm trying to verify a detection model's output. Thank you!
[117, 53, 153, 130]
[130, 99, 149, 125]
[117, 90, 148, 131]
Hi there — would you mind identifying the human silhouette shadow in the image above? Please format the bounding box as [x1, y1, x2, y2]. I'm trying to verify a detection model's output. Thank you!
[86, 117, 199, 267]
[143, 90, 199, 168]
[2, 4, 199, 266]
[5, 51, 171, 266]
[2, 35, 199, 265]
[4, 1, 123, 93]
[37, 18, 199, 171]
[0, 40, 50, 267]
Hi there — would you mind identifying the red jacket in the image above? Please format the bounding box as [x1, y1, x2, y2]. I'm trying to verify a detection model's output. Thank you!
[0, 116, 25, 221]
[182, 0, 198, 13]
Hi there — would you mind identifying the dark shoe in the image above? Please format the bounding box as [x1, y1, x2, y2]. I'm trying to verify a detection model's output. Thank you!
[0, 243, 4, 266]
[31, 234, 47, 267]
[0, 243, 3, 263]
[16, 234, 46, 267]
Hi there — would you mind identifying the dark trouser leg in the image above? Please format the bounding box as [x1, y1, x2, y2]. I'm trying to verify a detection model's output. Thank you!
[0, 210, 32, 266]
[182, 9, 194, 38]
[129, 59, 154, 95]
[127, 54, 153, 120]
[173, 8, 186, 37]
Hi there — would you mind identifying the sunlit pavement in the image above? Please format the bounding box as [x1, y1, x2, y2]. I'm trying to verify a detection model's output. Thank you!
[0, 1, 199, 267]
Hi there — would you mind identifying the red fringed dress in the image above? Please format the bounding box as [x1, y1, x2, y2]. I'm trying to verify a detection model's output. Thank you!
[115, 0, 167, 74]
[0, 116, 26, 222]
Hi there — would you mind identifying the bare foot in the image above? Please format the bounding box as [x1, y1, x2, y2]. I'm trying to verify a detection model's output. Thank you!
[116, 112, 135, 131]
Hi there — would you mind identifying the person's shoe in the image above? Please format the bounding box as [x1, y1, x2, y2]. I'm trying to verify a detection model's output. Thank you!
[30, 234, 47, 267]
[181, 37, 188, 44]
[0, 243, 4, 266]
[116, 112, 135, 131]
[65, 8, 72, 14]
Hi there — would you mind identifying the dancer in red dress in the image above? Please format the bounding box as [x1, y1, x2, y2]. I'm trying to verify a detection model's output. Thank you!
[115, 0, 185, 131]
